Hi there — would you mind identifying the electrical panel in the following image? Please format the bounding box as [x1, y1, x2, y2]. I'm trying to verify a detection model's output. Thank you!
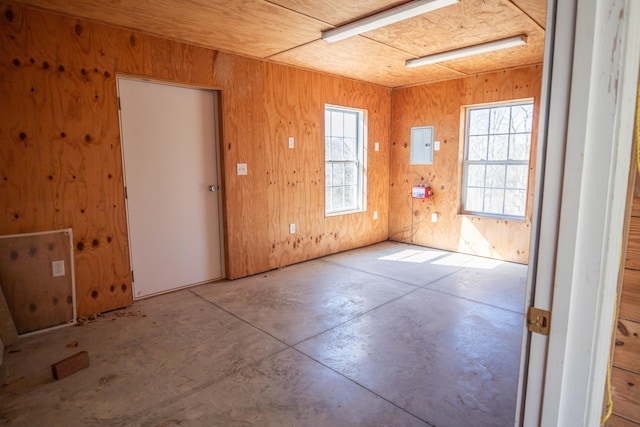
[410, 126, 434, 165]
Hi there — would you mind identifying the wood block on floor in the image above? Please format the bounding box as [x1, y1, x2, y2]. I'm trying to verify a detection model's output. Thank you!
[51, 351, 90, 380]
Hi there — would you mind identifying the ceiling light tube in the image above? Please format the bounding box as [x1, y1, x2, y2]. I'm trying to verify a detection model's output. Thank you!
[405, 35, 528, 68]
[322, 0, 460, 43]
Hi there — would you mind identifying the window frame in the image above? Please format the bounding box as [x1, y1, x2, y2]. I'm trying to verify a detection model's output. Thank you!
[460, 99, 534, 221]
[324, 104, 367, 216]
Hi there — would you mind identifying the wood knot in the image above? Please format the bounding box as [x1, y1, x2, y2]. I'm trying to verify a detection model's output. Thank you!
[75, 22, 82, 36]
[130, 34, 136, 47]
[617, 321, 629, 336]
[12, 58, 20, 66]
[4, 8, 13, 22]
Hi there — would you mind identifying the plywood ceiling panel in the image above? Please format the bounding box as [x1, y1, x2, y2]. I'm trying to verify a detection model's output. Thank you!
[364, 0, 537, 56]
[14, 0, 324, 58]
[270, 37, 465, 88]
[510, 0, 547, 29]
[12, 0, 547, 87]
[268, 0, 409, 26]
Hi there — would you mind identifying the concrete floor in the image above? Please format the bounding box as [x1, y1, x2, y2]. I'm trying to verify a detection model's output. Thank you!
[0, 242, 527, 427]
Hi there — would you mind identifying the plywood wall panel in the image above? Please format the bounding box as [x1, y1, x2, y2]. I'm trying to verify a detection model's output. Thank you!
[1, 2, 391, 312]
[263, 63, 391, 269]
[389, 65, 542, 263]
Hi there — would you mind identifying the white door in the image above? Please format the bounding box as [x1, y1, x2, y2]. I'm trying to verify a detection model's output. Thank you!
[117, 78, 223, 299]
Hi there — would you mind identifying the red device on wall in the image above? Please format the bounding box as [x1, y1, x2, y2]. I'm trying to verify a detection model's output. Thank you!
[411, 185, 433, 199]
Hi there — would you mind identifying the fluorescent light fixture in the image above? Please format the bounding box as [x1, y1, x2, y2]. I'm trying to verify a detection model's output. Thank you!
[405, 34, 528, 68]
[321, 0, 460, 44]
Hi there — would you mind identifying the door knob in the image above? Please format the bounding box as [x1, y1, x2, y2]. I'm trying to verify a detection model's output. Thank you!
[208, 185, 219, 192]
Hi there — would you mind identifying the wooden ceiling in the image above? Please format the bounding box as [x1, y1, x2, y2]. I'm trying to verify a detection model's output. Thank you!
[14, 0, 546, 88]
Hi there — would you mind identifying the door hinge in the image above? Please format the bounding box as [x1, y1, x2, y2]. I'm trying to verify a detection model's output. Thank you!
[131, 270, 134, 282]
[118, 97, 121, 110]
[124, 186, 128, 199]
[527, 307, 551, 335]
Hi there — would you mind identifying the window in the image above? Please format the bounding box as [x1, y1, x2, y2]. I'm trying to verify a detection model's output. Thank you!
[461, 101, 534, 219]
[325, 105, 366, 215]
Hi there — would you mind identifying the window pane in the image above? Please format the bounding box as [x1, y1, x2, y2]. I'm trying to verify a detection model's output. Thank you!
[343, 137, 356, 160]
[331, 137, 343, 160]
[467, 164, 485, 187]
[332, 162, 345, 185]
[484, 188, 505, 214]
[506, 165, 528, 189]
[488, 134, 509, 160]
[344, 185, 357, 208]
[332, 187, 344, 210]
[486, 164, 506, 188]
[325, 105, 366, 215]
[465, 187, 484, 212]
[509, 134, 530, 160]
[505, 189, 526, 216]
[462, 101, 532, 219]
[343, 112, 357, 138]
[511, 104, 534, 133]
[331, 111, 344, 136]
[490, 107, 511, 134]
[468, 136, 488, 160]
[468, 109, 489, 135]
[345, 162, 357, 185]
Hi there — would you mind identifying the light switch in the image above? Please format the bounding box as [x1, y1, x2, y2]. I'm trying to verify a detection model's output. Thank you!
[434, 140, 441, 151]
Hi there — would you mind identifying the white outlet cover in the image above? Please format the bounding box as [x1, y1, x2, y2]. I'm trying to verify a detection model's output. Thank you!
[434, 140, 441, 151]
[431, 213, 438, 222]
[52, 260, 65, 277]
[289, 223, 295, 234]
[373, 211, 378, 220]
[237, 163, 248, 175]
[288, 137, 294, 148]
[374, 142, 380, 152]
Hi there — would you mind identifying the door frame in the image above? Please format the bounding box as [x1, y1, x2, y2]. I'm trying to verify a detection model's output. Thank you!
[116, 75, 227, 297]
[518, 0, 640, 425]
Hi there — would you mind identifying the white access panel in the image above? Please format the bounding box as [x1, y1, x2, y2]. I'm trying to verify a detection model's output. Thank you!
[117, 78, 223, 299]
[410, 126, 434, 165]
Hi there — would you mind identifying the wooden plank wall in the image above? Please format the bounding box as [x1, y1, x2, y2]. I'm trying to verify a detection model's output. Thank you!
[607, 163, 640, 424]
[0, 2, 391, 316]
[389, 66, 542, 263]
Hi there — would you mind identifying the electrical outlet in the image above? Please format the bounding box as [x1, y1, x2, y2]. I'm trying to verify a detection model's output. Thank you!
[237, 163, 248, 175]
[373, 211, 378, 220]
[374, 142, 380, 152]
[288, 137, 294, 149]
[52, 260, 65, 277]
[289, 223, 295, 234]
[434, 140, 441, 151]
[431, 213, 438, 223]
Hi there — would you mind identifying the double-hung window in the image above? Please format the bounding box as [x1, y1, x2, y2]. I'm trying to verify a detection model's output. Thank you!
[324, 105, 366, 215]
[461, 101, 534, 219]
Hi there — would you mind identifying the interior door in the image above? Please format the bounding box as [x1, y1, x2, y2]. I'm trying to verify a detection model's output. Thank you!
[117, 78, 223, 299]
